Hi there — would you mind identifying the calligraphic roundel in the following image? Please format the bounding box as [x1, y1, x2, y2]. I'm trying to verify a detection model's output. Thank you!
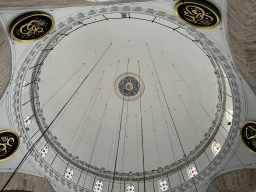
[10, 12, 55, 43]
[240, 121, 256, 155]
[174, 0, 221, 29]
[0, 130, 20, 162]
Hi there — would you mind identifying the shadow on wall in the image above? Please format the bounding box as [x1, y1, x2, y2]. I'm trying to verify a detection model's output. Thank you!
[0, 173, 54, 192]
[206, 169, 256, 192]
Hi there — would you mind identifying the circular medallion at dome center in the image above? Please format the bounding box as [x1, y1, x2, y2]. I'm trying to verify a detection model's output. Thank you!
[114, 73, 145, 101]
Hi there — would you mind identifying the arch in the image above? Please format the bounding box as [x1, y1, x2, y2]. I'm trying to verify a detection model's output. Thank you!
[206, 169, 256, 192]
[94, 180, 103, 192]
[187, 165, 198, 179]
[159, 179, 168, 191]
[211, 142, 221, 155]
[39, 146, 48, 157]
[127, 184, 135, 192]
[64, 168, 73, 180]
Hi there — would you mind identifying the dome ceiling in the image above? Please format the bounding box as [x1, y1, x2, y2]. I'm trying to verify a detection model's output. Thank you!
[28, 13, 223, 179]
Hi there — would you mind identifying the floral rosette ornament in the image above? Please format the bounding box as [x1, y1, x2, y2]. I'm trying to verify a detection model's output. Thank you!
[24, 116, 32, 127]
[94, 180, 103, 192]
[188, 165, 198, 178]
[39, 146, 48, 157]
[64, 168, 73, 180]
[127, 184, 135, 192]
[160, 180, 168, 191]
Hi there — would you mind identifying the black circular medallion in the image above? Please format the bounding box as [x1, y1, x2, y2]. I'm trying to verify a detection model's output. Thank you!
[0, 130, 20, 162]
[174, 0, 220, 29]
[10, 12, 55, 43]
[118, 76, 140, 97]
[240, 121, 256, 155]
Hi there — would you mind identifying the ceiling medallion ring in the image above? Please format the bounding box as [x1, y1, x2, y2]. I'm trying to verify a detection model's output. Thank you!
[174, 0, 221, 29]
[29, 20, 226, 181]
[114, 72, 145, 101]
[9, 6, 240, 189]
[10, 11, 55, 43]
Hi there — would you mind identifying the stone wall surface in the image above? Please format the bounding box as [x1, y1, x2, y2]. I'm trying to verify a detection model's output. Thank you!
[227, 0, 256, 92]
[206, 169, 256, 192]
[0, 23, 11, 101]
[0, 172, 54, 192]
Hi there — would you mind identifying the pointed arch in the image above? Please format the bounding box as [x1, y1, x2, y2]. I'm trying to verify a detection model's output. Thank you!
[39, 146, 48, 157]
[187, 165, 198, 179]
[64, 168, 73, 180]
[212, 142, 221, 155]
[94, 180, 103, 192]
[127, 183, 135, 192]
[159, 179, 169, 191]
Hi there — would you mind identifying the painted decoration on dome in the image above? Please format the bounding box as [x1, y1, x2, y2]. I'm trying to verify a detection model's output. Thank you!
[39, 146, 48, 157]
[226, 109, 233, 122]
[127, 184, 135, 192]
[174, 0, 221, 29]
[212, 142, 221, 155]
[114, 72, 145, 101]
[10, 12, 55, 43]
[159, 179, 168, 191]
[64, 168, 73, 180]
[94, 180, 103, 192]
[240, 121, 256, 155]
[23, 81, 28, 90]
[0, 130, 20, 162]
[24, 116, 32, 127]
[187, 165, 198, 178]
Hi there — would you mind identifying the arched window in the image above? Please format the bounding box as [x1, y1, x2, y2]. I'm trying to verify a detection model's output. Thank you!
[24, 116, 32, 127]
[23, 81, 28, 91]
[127, 184, 135, 192]
[94, 180, 103, 192]
[187, 165, 198, 179]
[64, 168, 73, 180]
[226, 109, 233, 122]
[159, 179, 168, 191]
[212, 142, 221, 155]
[39, 146, 48, 157]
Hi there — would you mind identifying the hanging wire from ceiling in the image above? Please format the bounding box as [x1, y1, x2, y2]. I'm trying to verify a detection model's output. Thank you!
[138, 61, 146, 192]
[0, 43, 112, 192]
[146, 43, 199, 192]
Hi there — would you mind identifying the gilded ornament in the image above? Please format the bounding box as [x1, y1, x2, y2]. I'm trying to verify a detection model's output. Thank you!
[174, 0, 221, 29]
[0, 130, 20, 162]
[240, 121, 256, 155]
[10, 12, 55, 43]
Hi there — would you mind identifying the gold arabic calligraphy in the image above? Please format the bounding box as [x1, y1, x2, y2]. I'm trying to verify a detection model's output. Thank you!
[0, 136, 15, 157]
[183, 5, 214, 25]
[20, 19, 47, 37]
[246, 126, 256, 140]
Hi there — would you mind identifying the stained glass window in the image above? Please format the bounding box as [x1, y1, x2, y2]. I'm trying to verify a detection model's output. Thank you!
[94, 180, 103, 192]
[23, 81, 28, 91]
[187, 165, 198, 178]
[159, 179, 168, 191]
[39, 146, 48, 157]
[127, 184, 135, 192]
[24, 116, 32, 127]
[64, 168, 73, 180]
[212, 142, 221, 155]
[226, 109, 233, 122]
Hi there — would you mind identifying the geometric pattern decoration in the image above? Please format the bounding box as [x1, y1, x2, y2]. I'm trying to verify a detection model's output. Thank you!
[64, 168, 73, 180]
[187, 165, 198, 178]
[23, 81, 28, 91]
[127, 184, 135, 192]
[39, 146, 48, 157]
[174, 0, 221, 29]
[10, 12, 55, 43]
[94, 180, 103, 192]
[24, 116, 32, 127]
[211, 142, 221, 155]
[114, 72, 145, 101]
[159, 179, 169, 191]
[226, 109, 233, 122]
